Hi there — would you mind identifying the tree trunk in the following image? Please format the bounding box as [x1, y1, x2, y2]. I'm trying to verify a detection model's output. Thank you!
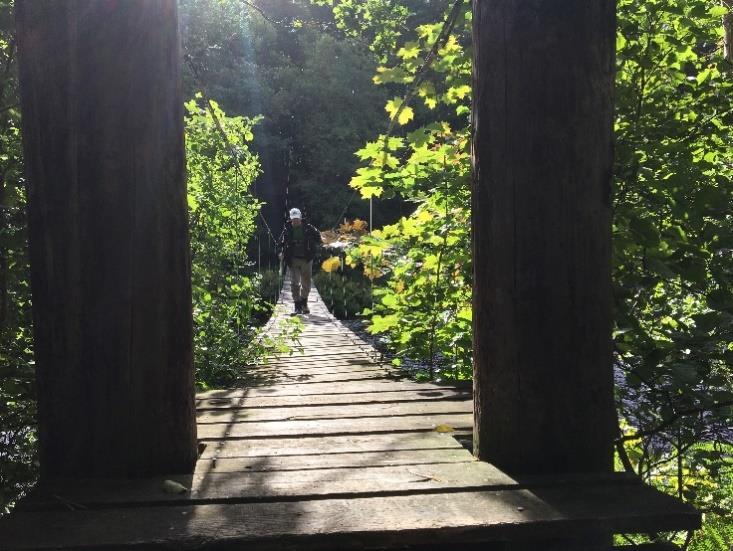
[471, 0, 616, 475]
[15, 0, 197, 478]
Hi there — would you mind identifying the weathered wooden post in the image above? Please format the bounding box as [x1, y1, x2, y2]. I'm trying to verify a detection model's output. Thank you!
[15, 1, 197, 477]
[472, 0, 617, 475]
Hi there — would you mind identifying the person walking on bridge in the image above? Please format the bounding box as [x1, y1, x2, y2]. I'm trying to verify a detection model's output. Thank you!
[278, 208, 322, 314]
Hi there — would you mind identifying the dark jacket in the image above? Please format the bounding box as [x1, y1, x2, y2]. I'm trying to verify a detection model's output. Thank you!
[279, 220, 322, 264]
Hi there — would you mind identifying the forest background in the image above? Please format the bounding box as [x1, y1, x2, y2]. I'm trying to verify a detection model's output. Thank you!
[1, 1, 732, 549]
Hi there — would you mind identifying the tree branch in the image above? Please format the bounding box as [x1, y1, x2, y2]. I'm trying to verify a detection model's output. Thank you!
[238, 0, 371, 50]
[617, 399, 733, 443]
[381, 0, 466, 163]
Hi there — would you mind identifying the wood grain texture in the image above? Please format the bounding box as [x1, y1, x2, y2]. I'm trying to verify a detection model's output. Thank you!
[27, 462, 515, 508]
[471, 0, 616, 474]
[15, 0, 196, 477]
[229, 369, 400, 386]
[198, 380, 470, 399]
[199, 432, 465, 458]
[196, 389, 470, 409]
[1, 484, 699, 550]
[197, 413, 473, 439]
[197, 400, 472, 423]
[194, 448, 475, 473]
[242, 364, 387, 375]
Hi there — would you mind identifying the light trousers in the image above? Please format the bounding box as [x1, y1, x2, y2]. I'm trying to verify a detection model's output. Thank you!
[289, 258, 312, 303]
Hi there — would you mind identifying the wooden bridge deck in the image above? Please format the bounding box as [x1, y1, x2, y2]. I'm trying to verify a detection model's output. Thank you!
[1, 284, 699, 549]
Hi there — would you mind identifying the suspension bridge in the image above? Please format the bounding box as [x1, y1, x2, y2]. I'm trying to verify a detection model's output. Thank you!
[2, 3, 705, 549]
[0, 283, 698, 550]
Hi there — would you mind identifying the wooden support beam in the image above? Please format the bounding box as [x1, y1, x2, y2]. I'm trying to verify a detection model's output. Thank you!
[15, 0, 197, 477]
[471, 0, 617, 474]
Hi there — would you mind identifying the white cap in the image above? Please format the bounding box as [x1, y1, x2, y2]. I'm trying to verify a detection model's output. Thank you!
[289, 208, 302, 220]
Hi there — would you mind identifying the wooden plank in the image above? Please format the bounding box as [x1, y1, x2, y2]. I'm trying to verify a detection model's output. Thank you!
[284, 337, 366, 343]
[236, 369, 390, 382]
[249, 358, 381, 370]
[262, 350, 377, 361]
[199, 432, 465, 458]
[275, 341, 362, 348]
[274, 336, 366, 342]
[260, 355, 380, 365]
[256, 359, 380, 368]
[196, 389, 470, 409]
[194, 448, 475, 472]
[197, 381, 469, 400]
[249, 354, 375, 363]
[231, 370, 400, 386]
[279, 341, 369, 347]
[259, 356, 379, 366]
[242, 365, 386, 376]
[24, 471, 645, 511]
[198, 413, 473, 439]
[282, 333, 355, 337]
[282, 328, 350, 333]
[1, 484, 700, 550]
[196, 400, 473, 423]
[26, 462, 516, 508]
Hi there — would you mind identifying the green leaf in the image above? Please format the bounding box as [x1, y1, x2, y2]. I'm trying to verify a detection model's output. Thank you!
[709, 6, 728, 17]
[630, 217, 660, 247]
[381, 294, 399, 308]
[616, 32, 627, 50]
[369, 314, 399, 333]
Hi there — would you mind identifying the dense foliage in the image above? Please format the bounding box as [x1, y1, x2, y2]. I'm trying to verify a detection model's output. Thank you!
[613, 2, 733, 540]
[186, 96, 277, 388]
[0, 1, 731, 548]
[180, 0, 400, 231]
[320, 0, 733, 547]
[0, 0, 35, 515]
[325, 0, 475, 378]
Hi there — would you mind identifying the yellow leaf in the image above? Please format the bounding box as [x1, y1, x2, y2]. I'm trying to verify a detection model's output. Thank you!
[397, 41, 421, 60]
[435, 424, 455, 433]
[397, 106, 414, 125]
[360, 186, 384, 199]
[385, 98, 414, 125]
[385, 98, 402, 118]
[321, 257, 342, 273]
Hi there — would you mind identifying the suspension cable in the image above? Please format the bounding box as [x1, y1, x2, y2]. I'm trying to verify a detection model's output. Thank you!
[184, 55, 279, 249]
